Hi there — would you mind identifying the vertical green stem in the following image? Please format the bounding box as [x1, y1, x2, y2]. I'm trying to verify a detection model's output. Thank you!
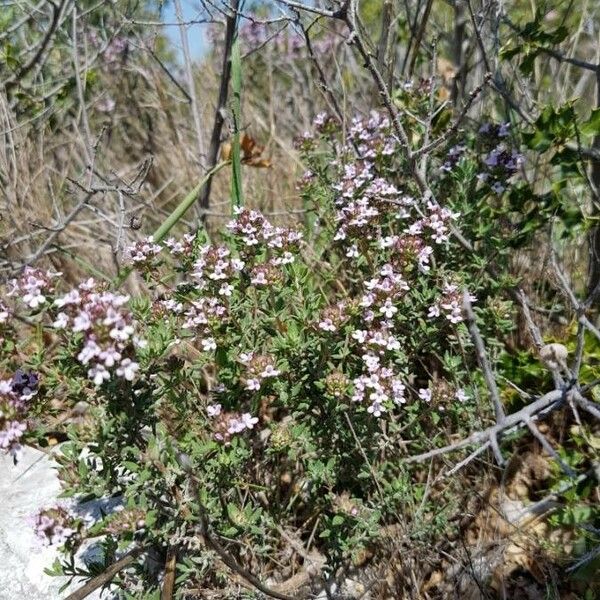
[230, 35, 244, 212]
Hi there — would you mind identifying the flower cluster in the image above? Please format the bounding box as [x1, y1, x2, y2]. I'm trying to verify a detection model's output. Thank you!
[165, 233, 197, 258]
[347, 111, 398, 158]
[351, 358, 407, 417]
[361, 264, 409, 321]
[124, 236, 162, 267]
[207, 404, 259, 443]
[440, 144, 466, 173]
[428, 282, 475, 324]
[324, 370, 350, 398]
[154, 211, 302, 353]
[239, 352, 281, 391]
[344, 262, 410, 416]
[333, 172, 408, 244]
[298, 112, 477, 418]
[53, 279, 141, 385]
[0, 369, 39, 460]
[182, 297, 227, 351]
[7, 267, 60, 309]
[477, 122, 524, 194]
[385, 234, 433, 274]
[226, 207, 303, 263]
[418, 380, 470, 410]
[191, 244, 244, 294]
[32, 505, 75, 546]
[324, 112, 460, 259]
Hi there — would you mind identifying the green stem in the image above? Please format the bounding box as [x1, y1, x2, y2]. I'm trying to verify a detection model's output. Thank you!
[230, 35, 243, 211]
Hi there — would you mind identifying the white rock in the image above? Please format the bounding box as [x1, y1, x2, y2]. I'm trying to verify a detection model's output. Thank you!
[0, 446, 106, 600]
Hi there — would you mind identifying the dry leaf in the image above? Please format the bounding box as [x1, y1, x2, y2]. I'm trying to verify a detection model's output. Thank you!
[220, 134, 271, 168]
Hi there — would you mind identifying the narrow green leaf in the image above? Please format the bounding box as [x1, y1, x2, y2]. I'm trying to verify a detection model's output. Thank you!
[230, 35, 243, 211]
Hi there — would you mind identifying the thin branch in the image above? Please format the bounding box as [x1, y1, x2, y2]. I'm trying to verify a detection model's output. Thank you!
[3, 0, 69, 92]
[413, 73, 491, 158]
[161, 548, 177, 600]
[463, 291, 505, 422]
[525, 418, 577, 477]
[276, 0, 344, 19]
[174, 0, 206, 171]
[404, 387, 567, 464]
[22, 192, 95, 269]
[198, 0, 241, 213]
[64, 546, 144, 600]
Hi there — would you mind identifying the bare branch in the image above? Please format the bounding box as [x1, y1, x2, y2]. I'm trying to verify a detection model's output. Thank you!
[463, 291, 505, 422]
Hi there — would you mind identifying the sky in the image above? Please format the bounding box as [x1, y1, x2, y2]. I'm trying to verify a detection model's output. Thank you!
[161, 0, 208, 59]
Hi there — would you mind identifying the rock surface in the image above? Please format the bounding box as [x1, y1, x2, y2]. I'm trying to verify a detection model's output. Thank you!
[0, 445, 103, 600]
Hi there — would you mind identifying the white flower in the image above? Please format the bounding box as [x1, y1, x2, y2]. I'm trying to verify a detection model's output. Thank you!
[99, 347, 121, 367]
[386, 336, 401, 351]
[392, 380, 406, 404]
[53, 312, 69, 329]
[418, 388, 432, 402]
[110, 323, 134, 341]
[241, 413, 259, 429]
[318, 319, 336, 332]
[219, 283, 234, 297]
[239, 352, 253, 364]
[380, 300, 397, 319]
[245, 378, 261, 391]
[116, 359, 139, 381]
[362, 354, 380, 373]
[261, 365, 280, 378]
[207, 403, 222, 417]
[201, 338, 217, 352]
[23, 290, 46, 309]
[427, 304, 440, 318]
[455, 388, 469, 402]
[78, 340, 101, 364]
[352, 329, 368, 344]
[88, 365, 110, 386]
[251, 271, 268, 285]
[367, 400, 386, 417]
[73, 312, 92, 332]
[230, 258, 245, 271]
[227, 418, 245, 434]
[346, 245, 359, 258]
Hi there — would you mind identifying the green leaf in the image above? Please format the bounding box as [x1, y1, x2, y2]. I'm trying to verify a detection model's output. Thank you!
[230, 35, 243, 210]
[580, 108, 600, 136]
